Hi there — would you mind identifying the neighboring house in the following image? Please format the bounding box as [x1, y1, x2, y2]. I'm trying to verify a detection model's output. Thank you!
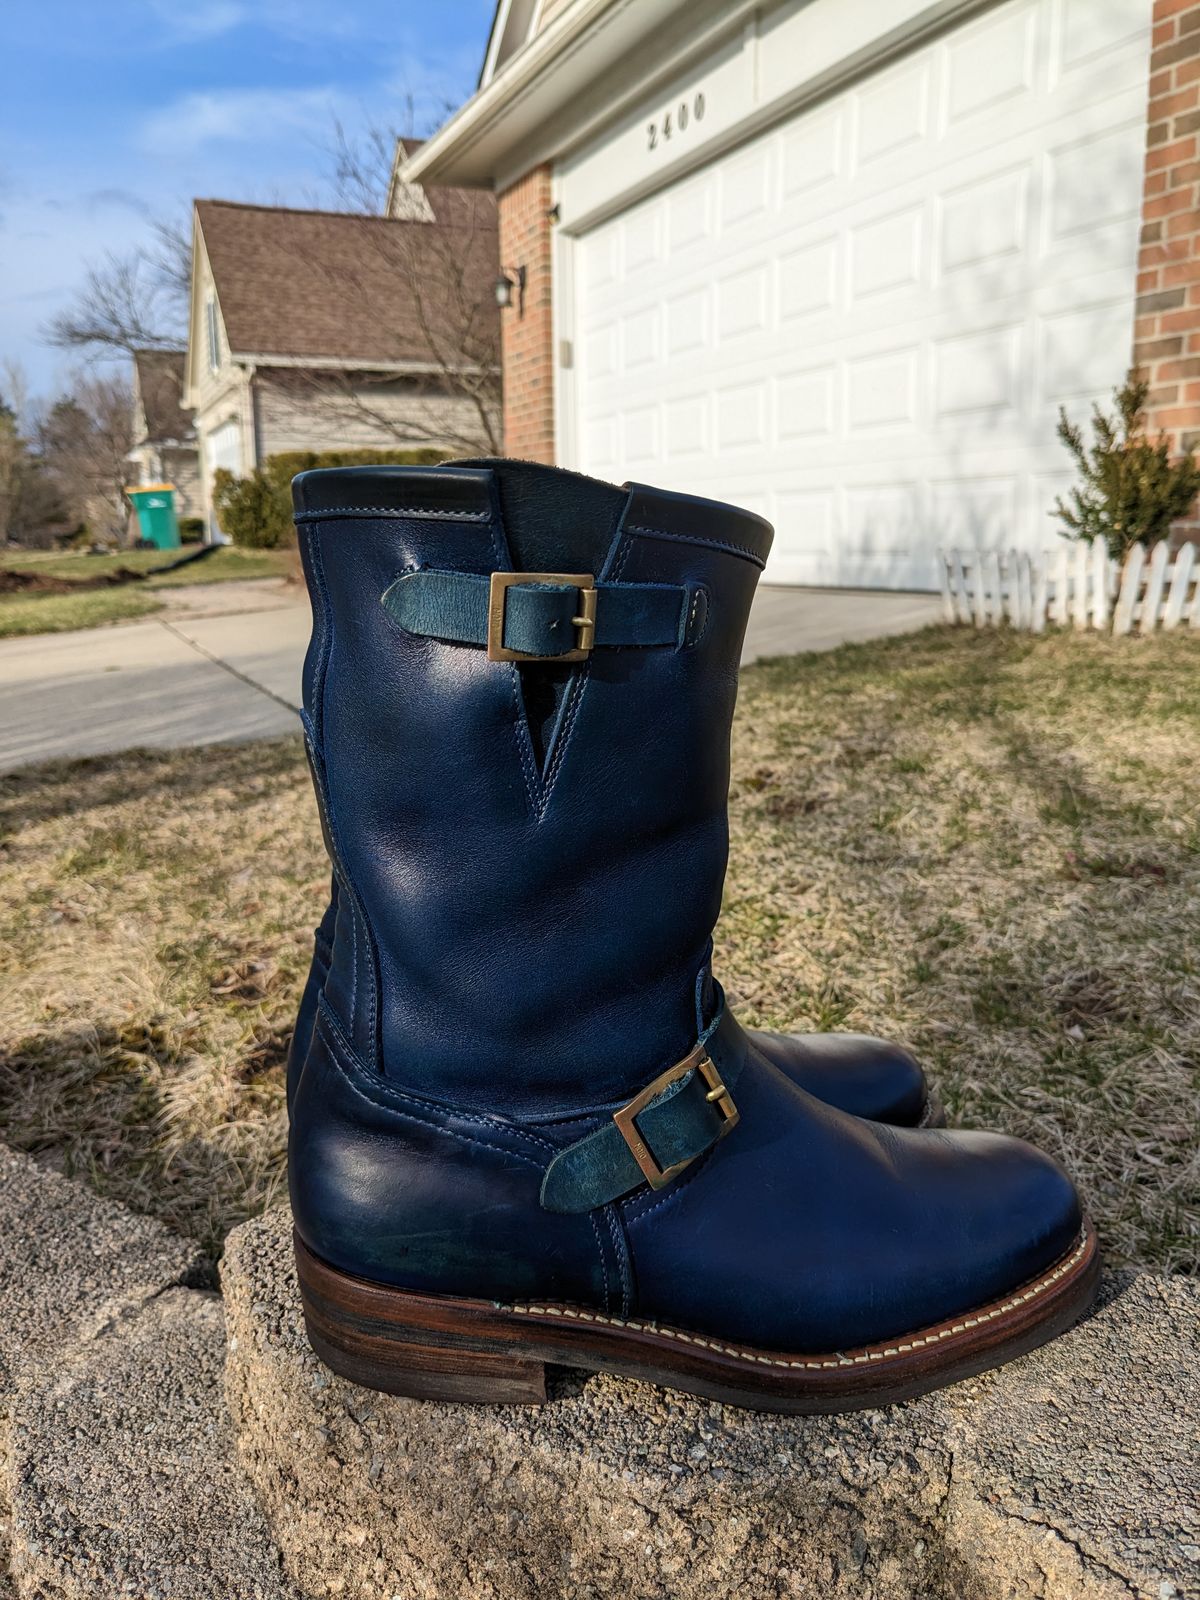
[405, 0, 1199, 590]
[183, 161, 499, 535]
[129, 349, 202, 522]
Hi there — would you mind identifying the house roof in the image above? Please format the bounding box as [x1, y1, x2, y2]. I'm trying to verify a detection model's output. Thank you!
[132, 349, 194, 443]
[194, 193, 499, 368]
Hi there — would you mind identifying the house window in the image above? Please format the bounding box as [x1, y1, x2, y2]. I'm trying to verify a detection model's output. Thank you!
[205, 297, 221, 374]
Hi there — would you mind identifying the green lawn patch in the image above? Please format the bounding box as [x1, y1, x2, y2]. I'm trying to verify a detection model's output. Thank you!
[0, 587, 164, 638]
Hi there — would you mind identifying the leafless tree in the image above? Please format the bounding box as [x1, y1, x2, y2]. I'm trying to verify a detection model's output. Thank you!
[293, 124, 502, 456]
[37, 373, 134, 542]
[0, 363, 35, 542]
[0, 362, 65, 545]
[43, 213, 192, 362]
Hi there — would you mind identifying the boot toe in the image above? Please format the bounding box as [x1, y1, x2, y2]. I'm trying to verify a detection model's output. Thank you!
[945, 1128, 1084, 1300]
[754, 1029, 928, 1125]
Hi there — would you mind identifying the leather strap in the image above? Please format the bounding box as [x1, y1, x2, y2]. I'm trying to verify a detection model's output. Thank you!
[540, 1006, 747, 1213]
[382, 569, 702, 659]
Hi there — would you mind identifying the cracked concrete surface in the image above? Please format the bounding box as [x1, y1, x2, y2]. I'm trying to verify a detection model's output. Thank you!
[0, 1146, 204, 1596]
[9, 1289, 300, 1600]
[225, 1206, 1198, 1600]
[0, 1148, 299, 1599]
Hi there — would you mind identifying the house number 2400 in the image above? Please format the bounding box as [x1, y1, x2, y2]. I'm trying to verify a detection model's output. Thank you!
[647, 93, 706, 151]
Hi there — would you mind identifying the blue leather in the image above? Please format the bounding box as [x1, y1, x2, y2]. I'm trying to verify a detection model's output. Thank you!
[293, 463, 765, 1117]
[540, 1001, 745, 1212]
[286, 884, 930, 1127]
[382, 569, 701, 657]
[289, 460, 1082, 1354]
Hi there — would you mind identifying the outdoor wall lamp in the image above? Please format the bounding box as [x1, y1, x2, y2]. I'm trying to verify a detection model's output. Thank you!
[494, 265, 527, 314]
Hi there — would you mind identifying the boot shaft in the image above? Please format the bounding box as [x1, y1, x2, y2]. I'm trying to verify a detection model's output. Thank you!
[295, 460, 771, 1118]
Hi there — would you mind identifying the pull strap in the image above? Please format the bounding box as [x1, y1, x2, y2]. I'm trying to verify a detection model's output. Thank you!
[382, 568, 705, 662]
[540, 1003, 746, 1213]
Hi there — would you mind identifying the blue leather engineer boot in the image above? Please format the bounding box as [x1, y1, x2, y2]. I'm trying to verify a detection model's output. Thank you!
[288, 460, 1097, 1413]
[288, 882, 943, 1128]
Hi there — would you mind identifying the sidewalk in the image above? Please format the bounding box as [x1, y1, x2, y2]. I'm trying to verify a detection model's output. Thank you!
[0, 583, 943, 773]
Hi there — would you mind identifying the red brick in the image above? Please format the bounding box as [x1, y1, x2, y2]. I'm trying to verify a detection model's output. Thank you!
[1179, 55, 1200, 86]
[1137, 335, 1187, 359]
[1144, 187, 1199, 217]
[1150, 83, 1200, 118]
[1158, 0, 1200, 20]
[1154, 17, 1178, 47]
[497, 165, 555, 462]
[1152, 34, 1200, 70]
[1147, 134, 1197, 168]
[1161, 305, 1200, 332]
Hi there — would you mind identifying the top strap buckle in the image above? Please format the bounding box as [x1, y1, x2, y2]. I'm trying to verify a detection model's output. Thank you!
[612, 1043, 740, 1190]
[487, 571, 597, 663]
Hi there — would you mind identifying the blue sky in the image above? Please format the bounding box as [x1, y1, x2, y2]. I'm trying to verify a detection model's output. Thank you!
[0, 0, 494, 398]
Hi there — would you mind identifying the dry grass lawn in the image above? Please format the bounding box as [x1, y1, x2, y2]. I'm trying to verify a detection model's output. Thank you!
[0, 625, 1196, 1276]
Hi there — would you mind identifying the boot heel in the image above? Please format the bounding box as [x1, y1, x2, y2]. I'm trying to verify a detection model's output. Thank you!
[295, 1234, 547, 1404]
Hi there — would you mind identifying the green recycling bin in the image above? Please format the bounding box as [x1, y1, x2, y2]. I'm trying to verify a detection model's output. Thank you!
[126, 482, 180, 550]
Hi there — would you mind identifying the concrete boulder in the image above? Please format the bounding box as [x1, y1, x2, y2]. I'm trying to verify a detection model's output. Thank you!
[0, 1146, 202, 1594]
[8, 1289, 299, 1600]
[224, 1205, 1199, 1600]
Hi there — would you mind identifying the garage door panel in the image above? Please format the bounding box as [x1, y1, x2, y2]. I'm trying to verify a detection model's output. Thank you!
[569, 0, 1151, 587]
[852, 56, 932, 168]
[780, 108, 842, 198]
[1057, 0, 1150, 80]
[943, 1, 1038, 127]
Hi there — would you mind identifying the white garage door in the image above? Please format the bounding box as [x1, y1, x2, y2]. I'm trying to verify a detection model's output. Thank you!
[568, 0, 1152, 589]
[205, 418, 242, 481]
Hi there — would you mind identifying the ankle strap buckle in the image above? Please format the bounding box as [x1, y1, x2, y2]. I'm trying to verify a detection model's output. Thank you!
[487, 571, 597, 663]
[612, 1043, 739, 1190]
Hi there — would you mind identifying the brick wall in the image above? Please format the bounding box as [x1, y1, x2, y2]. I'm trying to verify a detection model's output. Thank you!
[496, 164, 556, 462]
[1135, 0, 1200, 533]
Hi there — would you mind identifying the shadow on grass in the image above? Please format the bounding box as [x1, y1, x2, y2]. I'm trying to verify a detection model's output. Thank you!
[0, 733, 307, 839]
[0, 1017, 288, 1277]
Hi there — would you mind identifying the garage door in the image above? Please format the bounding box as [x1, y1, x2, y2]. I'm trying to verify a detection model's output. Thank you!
[568, 0, 1152, 589]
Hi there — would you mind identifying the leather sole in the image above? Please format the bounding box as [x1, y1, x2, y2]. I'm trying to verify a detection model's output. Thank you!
[294, 1219, 1099, 1415]
[918, 1089, 946, 1129]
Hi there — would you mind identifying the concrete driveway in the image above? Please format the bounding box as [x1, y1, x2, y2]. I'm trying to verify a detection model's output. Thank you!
[0, 580, 943, 772]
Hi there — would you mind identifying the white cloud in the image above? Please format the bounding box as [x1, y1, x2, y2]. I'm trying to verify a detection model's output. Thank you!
[145, 1, 246, 43]
[138, 86, 343, 156]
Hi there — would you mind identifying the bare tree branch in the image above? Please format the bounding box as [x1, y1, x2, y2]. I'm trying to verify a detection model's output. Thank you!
[295, 123, 502, 456]
[43, 220, 191, 362]
[36, 372, 134, 542]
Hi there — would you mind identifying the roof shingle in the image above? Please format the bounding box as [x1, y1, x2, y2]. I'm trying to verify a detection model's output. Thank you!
[133, 349, 193, 443]
[195, 191, 499, 368]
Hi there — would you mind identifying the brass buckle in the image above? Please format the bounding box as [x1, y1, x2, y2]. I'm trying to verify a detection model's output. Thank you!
[487, 571, 597, 663]
[612, 1043, 739, 1191]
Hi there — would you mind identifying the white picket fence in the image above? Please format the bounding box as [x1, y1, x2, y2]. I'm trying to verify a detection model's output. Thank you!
[937, 539, 1200, 636]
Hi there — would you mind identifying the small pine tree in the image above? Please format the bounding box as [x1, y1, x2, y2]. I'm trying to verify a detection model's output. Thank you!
[1053, 371, 1200, 560]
